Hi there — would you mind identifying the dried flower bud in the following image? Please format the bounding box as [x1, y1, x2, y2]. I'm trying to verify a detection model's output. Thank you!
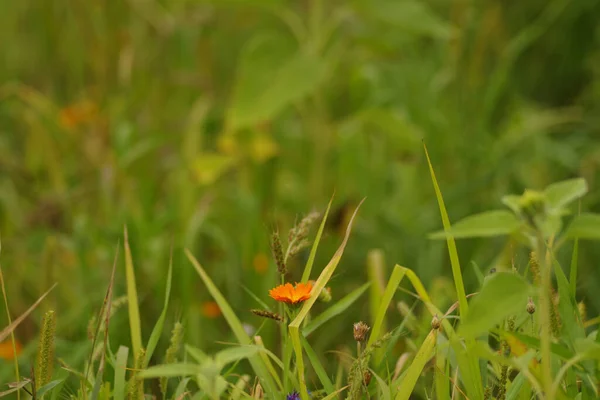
[251, 309, 284, 322]
[270, 231, 286, 275]
[353, 321, 370, 342]
[319, 287, 332, 303]
[431, 314, 441, 330]
[526, 297, 536, 315]
[578, 301, 586, 321]
[363, 370, 372, 386]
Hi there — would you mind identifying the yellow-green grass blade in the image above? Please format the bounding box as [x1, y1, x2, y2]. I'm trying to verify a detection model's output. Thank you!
[320, 386, 348, 400]
[144, 247, 173, 367]
[434, 334, 450, 400]
[395, 329, 437, 400]
[301, 194, 334, 283]
[185, 250, 278, 395]
[367, 250, 386, 344]
[302, 282, 370, 337]
[254, 336, 284, 391]
[124, 227, 142, 358]
[423, 143, 468, 317]
[113, 346, 129, 400]
[289, 199, 364, 400]
[368, 265, 405, 350]
[300, 335, 335, 394]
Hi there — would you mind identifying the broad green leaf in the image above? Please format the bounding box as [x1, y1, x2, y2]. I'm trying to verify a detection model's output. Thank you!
[228, 34, 326, 131]
[144, 250, 173, 367]
[124, 227, 142, 358]
[302, 282, 370, 337]
[360, 0, 453, 39]
[459, 272, 530, 338]
[565, 213, 600, 240]
[544, 178, 587, 212]
[429, 210, 521, 239]
[214, 346, 259, 368]
[113, 346, 129, 400]
[138, 363, 202, 379]
[395, 330, 437, 400]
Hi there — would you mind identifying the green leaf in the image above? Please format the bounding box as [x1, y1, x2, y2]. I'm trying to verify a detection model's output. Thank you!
[185, 344, 209, 364]
[36, 379, 65, 399]
[228, 35, 326, 131]
[459, 272, 530, 339]
[124, 227, 142, 358]
[395, 330, 437, 400]
[544, 178, 587, 212]
[368, 265, 405, 348]
[429, 210, 521, 239]
[113, 346, 129, 400]
[144, 250, 173, 367]
[138, 363, 202, 379]
[361, 0, 453, 39]
[565, 213, 600, 240]
[214, 346, 259, 368]
[302, 282, 370, 337]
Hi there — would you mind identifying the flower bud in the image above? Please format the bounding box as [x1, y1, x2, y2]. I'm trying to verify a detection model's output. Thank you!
[353, 321, 370, 342]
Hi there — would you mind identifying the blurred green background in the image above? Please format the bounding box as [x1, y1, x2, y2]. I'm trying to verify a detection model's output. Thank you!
[1, 0, 600, 380]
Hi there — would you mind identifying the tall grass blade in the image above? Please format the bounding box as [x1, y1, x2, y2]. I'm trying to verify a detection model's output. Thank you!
[185, 250, 278, 395]
[289, 199, 364, 400]
[368, 265, 405, 349]
[301, 194, 333, 283]
[114, 346, 129, 400]
[300, 335, 335, 394]
[423, 142, 468, 316]
[0, 283, 57, 343]
[434, 334, 450, 400]
[394, 329, 437, 400]
[367, 250, 386, 341]
[144, 246, 173, 366]
[124, 227, 143, 359]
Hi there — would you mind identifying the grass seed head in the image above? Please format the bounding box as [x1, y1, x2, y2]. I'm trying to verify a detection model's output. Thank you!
[353, 321, 370, 342]
[270, 231, 286, 275]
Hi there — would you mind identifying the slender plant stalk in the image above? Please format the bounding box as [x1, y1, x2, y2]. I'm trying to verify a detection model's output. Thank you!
[537, 233, 553, 399]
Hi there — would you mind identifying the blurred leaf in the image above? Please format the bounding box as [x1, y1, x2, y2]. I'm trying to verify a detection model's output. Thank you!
[214, 346, 258, 368]
[429, 210, 521, 239]
[459, 272, 530, 339]
[113, 346, 128, 400]
[302, 282, 370, 337]
[124, 227, 142, 358]
[300, 336, 335, 394]
[185, 344, 209, 364]
[368, 265, 404, 348]
[544, 178, 587, 212]
[138, 363, 202, 379]
[190, 153, 235, 185]
[228, 35, 326, 131]
[36, 379, 64, 398]
[360, 0, 453, 39]
[565, 213, 600, 240]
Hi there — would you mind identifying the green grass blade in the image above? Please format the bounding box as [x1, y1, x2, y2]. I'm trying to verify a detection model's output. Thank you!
[367, 250, 386, 341]
[434, 335, 450, 400]
[35, 379, 65, 399]
[371, 369, 391, 400]
[301, 194, 333, 283]
[114, 346, 129, 400]
[368, 265, 405, 349]
[289, 199, 364, 400]
[138, 363, 203, 379]
[320, 386, 348, 400]
[302, 282, 370, 337]
[423, 143, 468, 317]
[144, 248, 173, 367]
[124, 227, 143, 358]
[300, 335, 335, 394]
[570, 238, 579, 298]
[394, 329, 437, 400]
[253, 336, 284, 391]
[185, 250, 278, 396]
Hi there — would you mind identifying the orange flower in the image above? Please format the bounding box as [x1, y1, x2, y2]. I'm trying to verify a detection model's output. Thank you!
[201, 301, 222, 318]
[0, 340, 22, 361]
[269, 282, 313, 305]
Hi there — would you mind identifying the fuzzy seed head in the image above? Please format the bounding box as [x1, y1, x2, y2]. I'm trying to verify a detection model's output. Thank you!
[251, 309, 284, 322]
[527, 297, 536, 315]
[36, 310, 56, 389]
[270, 231, 286, 275]
[431, 314, 441, 330]
[353, 321, 370, 342]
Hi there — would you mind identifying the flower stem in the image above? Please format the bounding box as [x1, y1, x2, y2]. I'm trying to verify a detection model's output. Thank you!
[537, 233, 553, 399]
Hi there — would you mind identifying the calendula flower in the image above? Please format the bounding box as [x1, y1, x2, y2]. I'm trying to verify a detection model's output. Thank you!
[201, 301, 221, 318]
[0, 339, 22, 360]
[269, 282, 312, 305]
